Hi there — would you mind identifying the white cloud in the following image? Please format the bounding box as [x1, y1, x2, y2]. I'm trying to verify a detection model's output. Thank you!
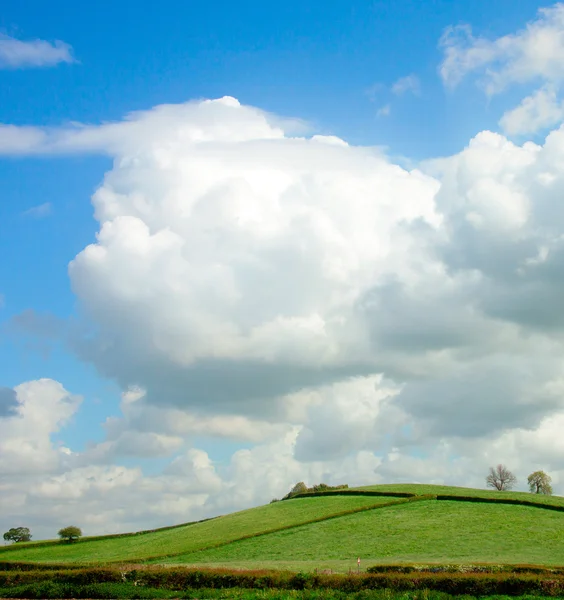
[439, 5, 564, 93]
[22, 202, 52, 219]
[0, 124, 47, 154]
[438, 4, 564, 135]
[0, 379, 81, 475]
[80, 386, 290, 464]
[33, 97, 437, 417]
[499, 86, 564, 134]
[391, 74, 421, 96]
[0, 34, 75, 69]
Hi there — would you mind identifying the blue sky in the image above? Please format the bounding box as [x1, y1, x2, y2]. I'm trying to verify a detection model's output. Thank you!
[4, 0, 564, 538]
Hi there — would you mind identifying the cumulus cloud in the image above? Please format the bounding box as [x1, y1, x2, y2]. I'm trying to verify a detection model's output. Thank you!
[500, 86, 564, 135]
[11, 97, 564, 435]
[0, 34, 75, 69]
[0, 97, 304, 156]
[45, 97, 438, 416]
[80, 386, 290, 464]
[0, 379, 81, 475]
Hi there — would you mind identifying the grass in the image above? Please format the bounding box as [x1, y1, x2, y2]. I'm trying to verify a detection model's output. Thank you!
[163, 500, 564, 567]
[3, 483, 564, 571]
[0, 495, 394, 564]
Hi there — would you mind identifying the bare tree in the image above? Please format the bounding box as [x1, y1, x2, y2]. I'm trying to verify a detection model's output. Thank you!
[527, 470, 553, 495]
[486, 464, 517, 491]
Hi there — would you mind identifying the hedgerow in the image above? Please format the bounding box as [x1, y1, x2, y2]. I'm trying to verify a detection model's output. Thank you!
[434, 494, 564, 512]
[4, 566, 564, 596]
[0, 562, 87, 572]
[366, 564, 564, 575]
[286, 490, 417, 500]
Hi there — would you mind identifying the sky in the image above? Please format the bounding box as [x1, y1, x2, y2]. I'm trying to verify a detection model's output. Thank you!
[3, 0, 564, 540]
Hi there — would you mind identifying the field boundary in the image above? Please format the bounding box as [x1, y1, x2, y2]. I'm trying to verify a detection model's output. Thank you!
[286, 490, 417, 500]
[6, 566, 564, 595]
[286, 490, 564, 513]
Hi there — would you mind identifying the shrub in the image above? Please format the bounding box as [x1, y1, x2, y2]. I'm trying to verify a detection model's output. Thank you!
[281, 482, 350, 500]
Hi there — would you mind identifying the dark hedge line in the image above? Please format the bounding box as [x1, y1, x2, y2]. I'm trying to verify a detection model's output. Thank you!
[288, 490, 564, 515]
[366, 564, 564, 575]
[286, 490, 417, 500]
[435, 494, 564, 512]
[0, 569, 119, 587]
[0, 562, 87, 572]
[0, 581, 177, 599]
[4, 567, 564, 596]
[128, 569, 564, 595]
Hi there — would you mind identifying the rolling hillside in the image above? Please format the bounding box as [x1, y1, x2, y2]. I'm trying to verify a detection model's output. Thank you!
[0, 494, 394, 563]
[2, 484, 564, 570]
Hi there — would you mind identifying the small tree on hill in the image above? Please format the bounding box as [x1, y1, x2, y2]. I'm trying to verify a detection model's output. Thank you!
[58, 526, 82, 543]
[3, 527, 31, 543]
[291, 482, 308, 495]
[486, 464, 517, 491]
[528, 470, 553, 495]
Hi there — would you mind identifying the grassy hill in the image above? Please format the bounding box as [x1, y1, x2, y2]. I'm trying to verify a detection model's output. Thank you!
[0, 494, 393, 564]
[3, 483, 564, 571]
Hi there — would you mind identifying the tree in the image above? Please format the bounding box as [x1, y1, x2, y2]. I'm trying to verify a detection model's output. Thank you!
[290, 482, 308, 495]
[58, 526, 82, 543]
[528, 470, 553, 495]
[3, 527, 31, 543]
[486, 464, 517, 491]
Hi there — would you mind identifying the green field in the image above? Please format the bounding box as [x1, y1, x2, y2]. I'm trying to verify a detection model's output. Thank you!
[2, 484, 564, 570]
[165, 500, 564, 567]
[0, 494, 394, 564]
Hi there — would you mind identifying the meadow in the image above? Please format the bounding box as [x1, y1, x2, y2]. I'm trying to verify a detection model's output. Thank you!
[3, 484, 564, 597]
[161, 500, 564, 567]
[0, 494, 397, 564]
